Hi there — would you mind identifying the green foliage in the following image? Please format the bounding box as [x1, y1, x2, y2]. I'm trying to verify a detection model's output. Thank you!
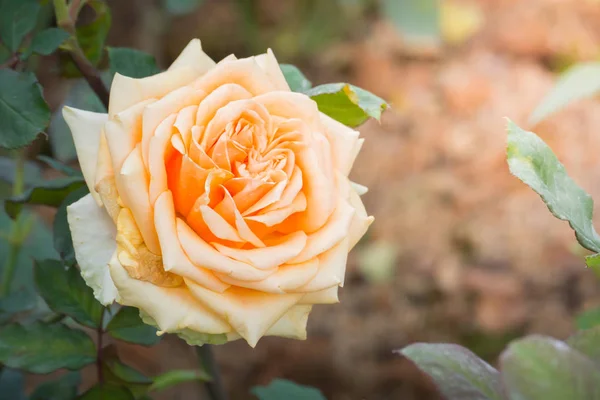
[529, 62, 600, 125]
[576, 307, 600, 330]
[0, 156, 41, 187]
[163, 0, 205, 16]
[0, 368, 26, 400]
[0, 322, 96, 373]
[149, 369, 211, 392]
[0, 0, 41, 52]
[108, 47, 161, 79]
[79, 384, 135, 400]
[506, 120, 600, 254]
[24, 27, 70, 58]
[306, 83, 388, 127]
[53, 186, 88, 265]
[107, 307, 161, 346]
[280, 64, 312, 92]
[0, 69, 51, 149]
[34, 259, 104, 328]
[252, 379, 326, 400]
[30, 371, 81, 400]
[5, 176, 85, 218]
[37, 155, 82, 177]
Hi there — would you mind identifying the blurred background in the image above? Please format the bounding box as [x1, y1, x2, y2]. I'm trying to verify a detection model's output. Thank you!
[22, 0, 600, 398]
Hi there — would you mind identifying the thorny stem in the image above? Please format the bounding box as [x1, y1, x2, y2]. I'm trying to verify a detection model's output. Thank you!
[53, 0, 110, 109]
[198, 345, 228, 400]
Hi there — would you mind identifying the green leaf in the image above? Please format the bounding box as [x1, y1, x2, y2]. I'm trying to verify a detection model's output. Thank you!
[251, 379, 326, 400]
[575, 307, 600, 330]
[26, 27, 70, 57]
[100, 345, 152, 397]
[0, 69, 51, 149]
[107, 307, 161, 346]
[500, 335, 600, 400]
[306, 83, 388, 127]
[4, 176, 85, 218]
[567, 326, 600, 363]
[0, 288, 37, 323]
[37, 155, 82, 177]
[0, 322, 95, 373]
[163, 0, 204, 15]
[506, 120, 600, 253]
[30, 371, 81, 400]
[382, 0, 440, 47]
[529, 62, 600, 125]
[280, 64, 312, 92]
[149, 370, 210, 393]
[79, 384, 134, 400]
[34, 259, 103, 328]
[0, 0, 41, 52]
[0, 368, 26, 400]
[585, 253, 600, 275]
[53, 185, 88, 264]
[108, 47, 161, 79]
[399, 343, 503, 400]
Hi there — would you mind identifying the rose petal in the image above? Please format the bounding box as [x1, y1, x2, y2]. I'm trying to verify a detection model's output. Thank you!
[320, 113, 361, 176]
[245, 192, 307, 226]
[67, 194, 117, 305]
[62, 107, 108, 204]
[254, 49, 290, 91]
[292, 237, 349, 292]
[265, 305, 311, 339]
[300, 286, 339, 304]
[148, 114, 177, 205]
[348, 184, 374, 250]
[168, 38, 216, 75]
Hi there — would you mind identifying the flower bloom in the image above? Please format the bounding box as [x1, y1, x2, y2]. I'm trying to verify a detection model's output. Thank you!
[64, 39, 373, 346]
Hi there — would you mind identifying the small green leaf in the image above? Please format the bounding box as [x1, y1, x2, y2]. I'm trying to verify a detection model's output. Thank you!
[79, 384, 134, 400]
[0, 368, 26, 400]
[251, 379, 326, 400]
[500, 335, 600, 400]
[107, 307, 161, 346]
[26, 27, 70, 57]
[37, 155, 82, 177]
[399, 343, 503, 400]
[529, 62, 600, 125]
[280, 64, 312, 92]
[506, 120, 600, 253]
[4, 176, 85, 218]
[163, 0, 204, 15]
[567, 326, 600, 363]
[585, 253, 600, 275]
[30, 371, 81, 400]
[53, 186, 88, 264]
[108, 47, 161, 79]
[104, 357, 152, 385]
[149, 370, 210, 393]
[34, 259, 103, 328]
[0, 0, 41, 52]
[0, 322, 95, 373]
[306, 83, 388, 127]
[0, 69, 51, 149]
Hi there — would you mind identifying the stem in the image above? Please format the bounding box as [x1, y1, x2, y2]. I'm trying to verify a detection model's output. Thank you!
[96, 307, 106, 385]
[198, 345, 228, 400]
[0, 151, 26, 297]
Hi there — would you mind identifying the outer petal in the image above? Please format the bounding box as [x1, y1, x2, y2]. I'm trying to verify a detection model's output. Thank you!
[67, 194, 117, 305]
[62, 107, 108, 204]
[168, 38, 216, 75]
[348, 185, 374, 250]
[320, 113, 361, 176]
[265, 305, 312, 339]
[254, 49, 290, 91]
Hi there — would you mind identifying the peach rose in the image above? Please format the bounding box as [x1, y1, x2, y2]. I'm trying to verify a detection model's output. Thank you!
[64, 39, 373, 347]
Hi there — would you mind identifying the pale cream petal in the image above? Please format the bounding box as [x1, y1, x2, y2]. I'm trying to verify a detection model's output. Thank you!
[254, 49, 290, 91]
[300, 286, 339, 304]
[168, 38, 216, 75]
[241, 178, 287, 216]
[186, 282, 303, 347]
[62, 107, 108, 204]
[192, 57, 276, 96]
[148, 114, 177, 205]
[348, 185, 374, 250]
[194, 83, 253, 131]
[93, 132, 115, 195]
[109, 255, 232, 334]
[351, 182, 368, 196]
[217, 189, 265, 248]
[320, 113, 360, 176]
[174, 105, 198, 148]
[253, 91, 320, 128]
[154, 191, 230, 292]
[265, 305, 312, 339]
[108, 67, 199, 117]
[293, 237, 349, 292]
[67, 194, 117, 305]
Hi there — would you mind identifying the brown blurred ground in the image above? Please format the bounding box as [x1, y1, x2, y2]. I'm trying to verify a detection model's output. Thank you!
[38, 0, 600, 399]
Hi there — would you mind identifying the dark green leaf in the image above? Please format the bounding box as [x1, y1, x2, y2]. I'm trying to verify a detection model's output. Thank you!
[0, 69, 51, 149]
[575, 307, 600, 330]
[108, 47, 160, 79]
[4, 176, 85, 219]
[163, 0, 204, 16]
[500, 335, 600, 400]
[529, 62, 600, 125]
[382, 0, 440, 46]
[53, 185, 89, 264]
[567, 326, 600, 363]
[0, 288, 37, 323]
[0, 368, 26, 400]
[149, 370, 210, 393]
[34, 259, 103, 328]
[105, 358, 152, 385]
[0, 156, 41, 186]
[79, 384, 134, 400]
[306, 83, 388, 127]
[399, 343, 503, 400]
[0, 0, 41, 52]
[26, 27, 70, 57]
[30, 371, 81, 400]
[0, 322, 95, 373]
[107, 307, 161, 346]
[37, 155, 82, 177]
[280, 64, 312, 92]
[251, 379, 326, 400]
[506, 120, 600, 253]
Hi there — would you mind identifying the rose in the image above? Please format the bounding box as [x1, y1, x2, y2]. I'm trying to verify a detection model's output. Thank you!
[64, 39, 373, 347]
